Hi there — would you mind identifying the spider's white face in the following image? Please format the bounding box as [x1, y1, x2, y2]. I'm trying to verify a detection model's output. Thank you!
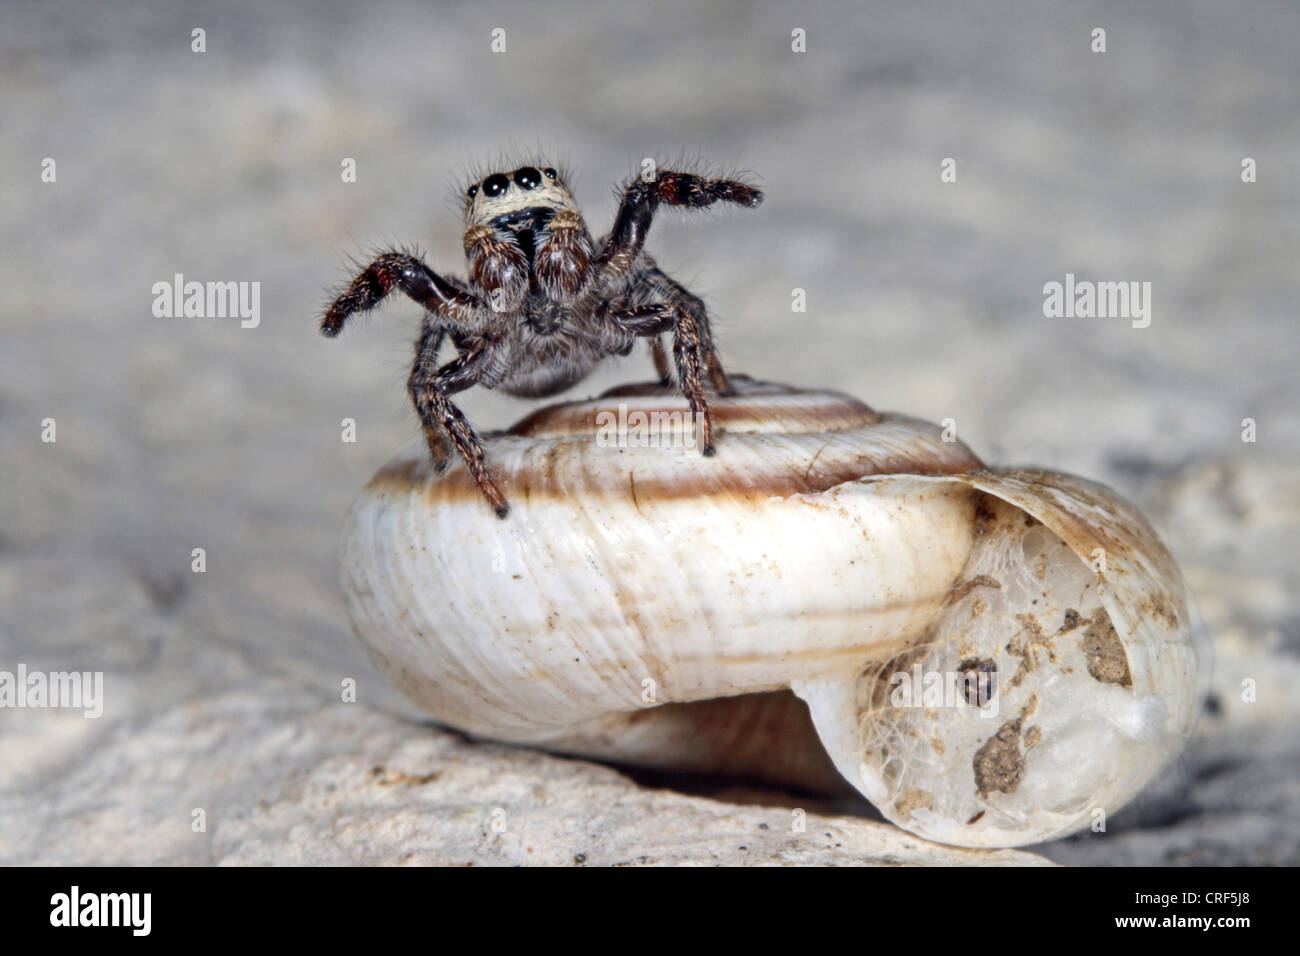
[465, 166, 579, 227]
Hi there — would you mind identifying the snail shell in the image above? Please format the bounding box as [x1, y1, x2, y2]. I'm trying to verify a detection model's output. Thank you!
[340, 377, 1202, 848]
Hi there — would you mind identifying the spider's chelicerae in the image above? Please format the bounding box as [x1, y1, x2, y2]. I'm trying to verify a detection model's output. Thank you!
[321, 161, 763, 517]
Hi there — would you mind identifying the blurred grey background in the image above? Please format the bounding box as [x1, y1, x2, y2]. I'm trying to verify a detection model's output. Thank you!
[1, 0, 1297, 865]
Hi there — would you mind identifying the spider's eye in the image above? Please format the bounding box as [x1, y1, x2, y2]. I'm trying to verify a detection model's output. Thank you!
[466, 184, 479, 199]
[482, 174, 509, 197]
[543, 167, 557, 179]
[513, 166, 542, 190]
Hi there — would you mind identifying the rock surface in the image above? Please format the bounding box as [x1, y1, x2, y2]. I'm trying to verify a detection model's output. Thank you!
[1, 0, 1296, 865]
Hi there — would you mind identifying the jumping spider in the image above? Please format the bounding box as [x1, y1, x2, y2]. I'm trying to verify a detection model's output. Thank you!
[321, 161, 763, 517]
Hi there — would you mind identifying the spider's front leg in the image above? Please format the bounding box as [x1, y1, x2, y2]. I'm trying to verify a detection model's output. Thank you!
[408, 327, 509, 518]
[599, 172, 760, 394]
[321, 250, 475, 336]
[599, 170, 763, 281]
[611, 304, 716, 455]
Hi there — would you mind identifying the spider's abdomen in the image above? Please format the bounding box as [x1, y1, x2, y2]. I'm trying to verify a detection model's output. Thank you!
[498, 343, 601, 398]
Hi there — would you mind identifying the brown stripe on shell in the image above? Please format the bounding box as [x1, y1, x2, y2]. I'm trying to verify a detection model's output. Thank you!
[365, 380, 986, 507]
[510, 376, 883, 438]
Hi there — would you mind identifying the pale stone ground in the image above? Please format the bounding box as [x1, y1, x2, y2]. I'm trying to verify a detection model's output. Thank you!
[1, 0, 1296, 865]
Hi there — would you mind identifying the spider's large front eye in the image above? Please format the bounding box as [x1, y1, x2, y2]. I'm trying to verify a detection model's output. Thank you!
[513, 166, 542, 190]
[482, 174, 509, 197]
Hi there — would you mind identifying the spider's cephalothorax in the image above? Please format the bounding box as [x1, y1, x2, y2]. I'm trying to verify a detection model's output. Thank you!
[321, 161, 763, 517]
